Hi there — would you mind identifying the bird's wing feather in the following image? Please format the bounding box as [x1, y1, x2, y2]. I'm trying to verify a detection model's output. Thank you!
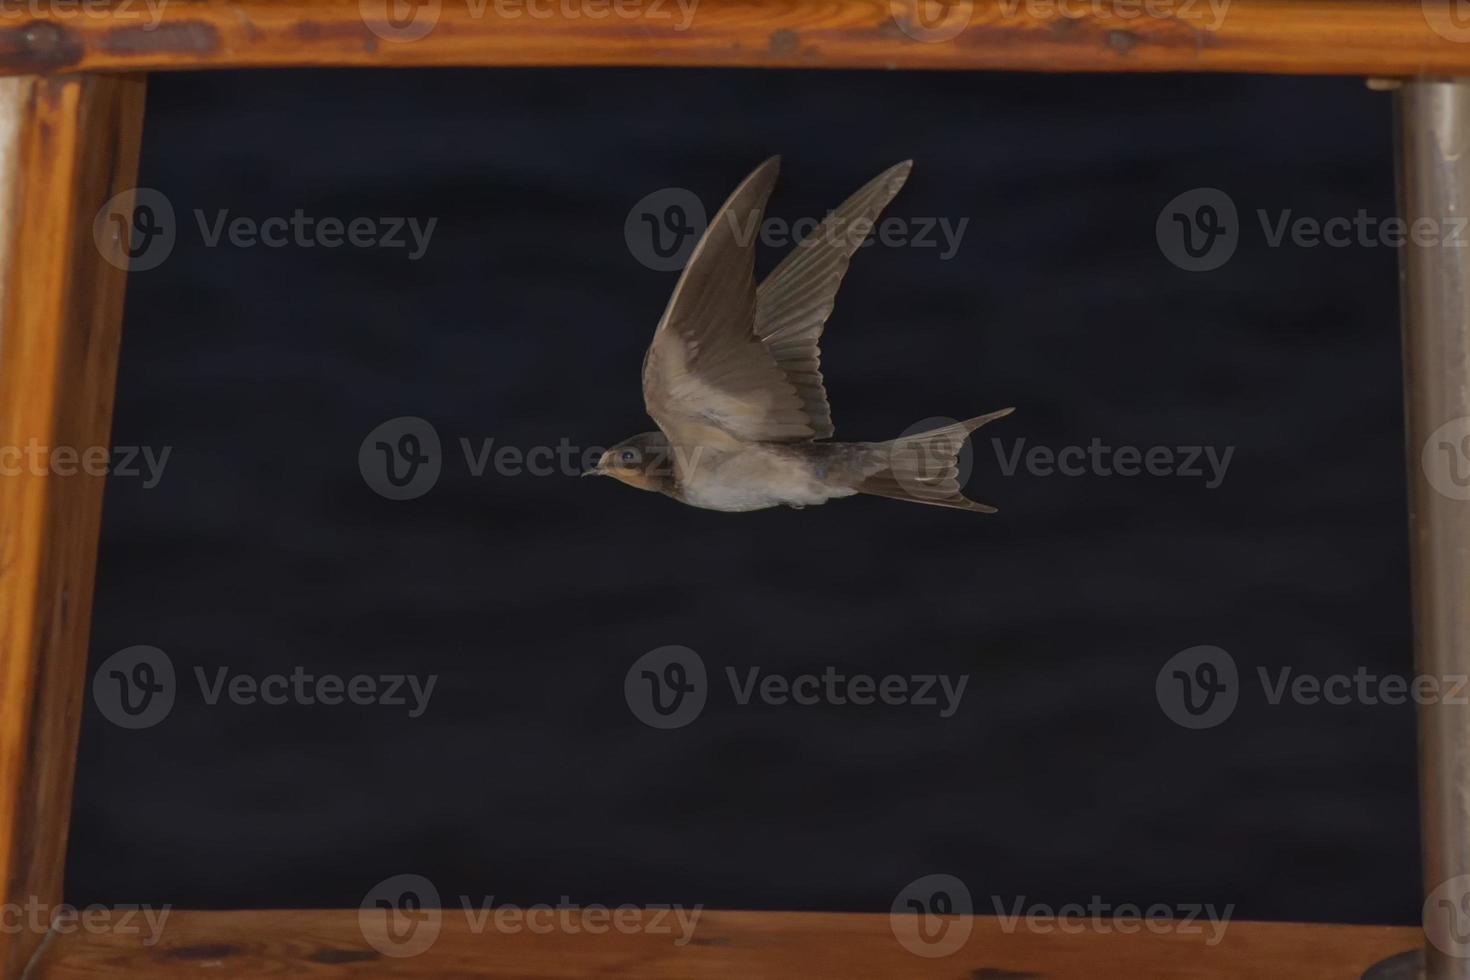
[642, 157, 816, 451]
[752, 160, 914, 440]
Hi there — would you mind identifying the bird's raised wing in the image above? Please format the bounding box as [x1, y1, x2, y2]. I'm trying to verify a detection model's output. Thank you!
[753, 160, 913, 440]
[642, 157, 819, 450]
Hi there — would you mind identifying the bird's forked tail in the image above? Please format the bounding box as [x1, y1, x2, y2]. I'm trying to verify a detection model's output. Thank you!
[854, 408, 1014, 513]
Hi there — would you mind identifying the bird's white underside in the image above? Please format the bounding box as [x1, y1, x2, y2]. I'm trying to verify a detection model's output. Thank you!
[676, 444, 856, 512]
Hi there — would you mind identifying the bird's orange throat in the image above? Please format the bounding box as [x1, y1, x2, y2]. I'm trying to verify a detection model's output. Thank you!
[607, 468, 665, 493]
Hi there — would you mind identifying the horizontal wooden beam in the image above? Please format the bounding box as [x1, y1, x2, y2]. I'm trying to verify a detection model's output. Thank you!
[25, 908, 1421, 978]
[0, 0, 1468, 76]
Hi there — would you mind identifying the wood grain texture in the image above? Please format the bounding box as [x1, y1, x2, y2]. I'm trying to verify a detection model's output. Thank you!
[24, 909, 1423, 978]
[0, 0, 1469, 76]
[0, 72, 144, 979]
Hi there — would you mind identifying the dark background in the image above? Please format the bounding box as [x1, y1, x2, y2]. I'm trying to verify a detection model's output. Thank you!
[67, 68, 1414, 924]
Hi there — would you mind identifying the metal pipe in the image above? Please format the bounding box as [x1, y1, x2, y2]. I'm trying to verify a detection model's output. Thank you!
[1398, 78, 1470, 980]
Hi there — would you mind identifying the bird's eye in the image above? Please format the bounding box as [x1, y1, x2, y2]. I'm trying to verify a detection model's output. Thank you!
[620, 450, 638, 465]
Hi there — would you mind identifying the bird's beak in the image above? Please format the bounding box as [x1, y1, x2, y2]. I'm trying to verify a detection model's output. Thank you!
[583, 451, 610, 477]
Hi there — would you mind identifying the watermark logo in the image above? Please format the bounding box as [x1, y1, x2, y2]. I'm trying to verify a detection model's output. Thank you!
[996, 0, 1231, 30]
[359, 875, 701, 956]
[623, 187, 969, 272]
[94, 190, 436, 271]
[360, 873, 443, 958]
[1423, 417, 1470, 501]
[1155, 645, 1237, 729]
[92, 646, 175, 730]
[1424, 1, 1470, 44]
[625, 187, 708, 272]
[1160, 189, 1470, 271]
[194, 667, 436, 717]
[1426, 874, 1470, 958]
[0, 899, 169, 945]
[361, 0, 442, 40]
[194, 210, 436, 259]
[728, 666, 966, 715]
[1157, 187, 1238, 272]
[992, 438, 1233, 489]
[890, 874, 973, 957]
[1156, 646, 1467, 730]
[1259, 667, 1468, 709]
[890, 875, 1232, 957]
[1258, 210, 1470, 250]
[992, 895, 1232, 945]
[0, 440, 171, 487]
[625, 648, 968, 729]
[93, 649, 437, 730]
[625, 645, 707, 729]
[93, 188, 176, 273]
[891, 416, 973, 501]
[888, 0, 972, 42]
[360, 416, 442, 500]
[459, 896, 700, 944]
[358, 425, 692, 497]
[0, 0, 168, 27]
[361, 0, 697, 43]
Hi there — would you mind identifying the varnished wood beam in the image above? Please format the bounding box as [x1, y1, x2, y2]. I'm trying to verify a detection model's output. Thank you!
[24, 908, 1423, 978]
[0, 72, 145, 979]
[0, 0, 1467, 76]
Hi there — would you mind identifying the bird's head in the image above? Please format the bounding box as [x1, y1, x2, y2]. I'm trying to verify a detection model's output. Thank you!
[583, 432, 674, 493]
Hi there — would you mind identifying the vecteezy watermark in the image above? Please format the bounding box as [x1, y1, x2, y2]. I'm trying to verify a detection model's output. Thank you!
[727, 666, 967, 716]
[92, 646, 437, 729]
[357, 416, 704, 500]
[1425, 874, 1470, 959]
[624, 186, 969, 272]
[0, 899, 170, 946]
[0, 0, 167, 27]
[358, 417, 601, 501]
[360, 417, 444, 501]
[887, 415, 976, 502]
[889, 874, 1231, 958]
[1156, 645, 1468, 730]
[0, 440, 171, 488]
[1155, 645, 1238, 729]
[94, 188, 177, 273]
[194, 210, 436, 259]
[1002, 0, 1229, 28]
[1257, 667, 1469, 708]
[887, 0, 973, 43]
[992, 895, 1233, 946]
[358, 0, 697, 44]
[1423, 1, 1470, 45]
[93, 646, 177, 730]
[93, 188, 437, 272]
[991, 438, 1234, 489]
[624, 646, 708, 730]
[890, 874, 973, 958]
[1256, 210, 1470, 251]
[624, 187, 706, 272]
[624, 646, 968, 729]
[1156, 187, 1239, 272]
[1158, 187, 1470, 272]
[358, 874, 701, 958]
[889, 0, 1230, 46]
[1422, 416, 1470, 501]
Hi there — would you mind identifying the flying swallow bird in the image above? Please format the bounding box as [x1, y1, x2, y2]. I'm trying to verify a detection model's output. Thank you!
[586, 157, 1012, 513]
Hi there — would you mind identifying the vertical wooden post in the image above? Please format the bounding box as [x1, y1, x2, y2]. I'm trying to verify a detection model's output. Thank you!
[1387, 78, 1470, 980]
[0, 73, 146, 978]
